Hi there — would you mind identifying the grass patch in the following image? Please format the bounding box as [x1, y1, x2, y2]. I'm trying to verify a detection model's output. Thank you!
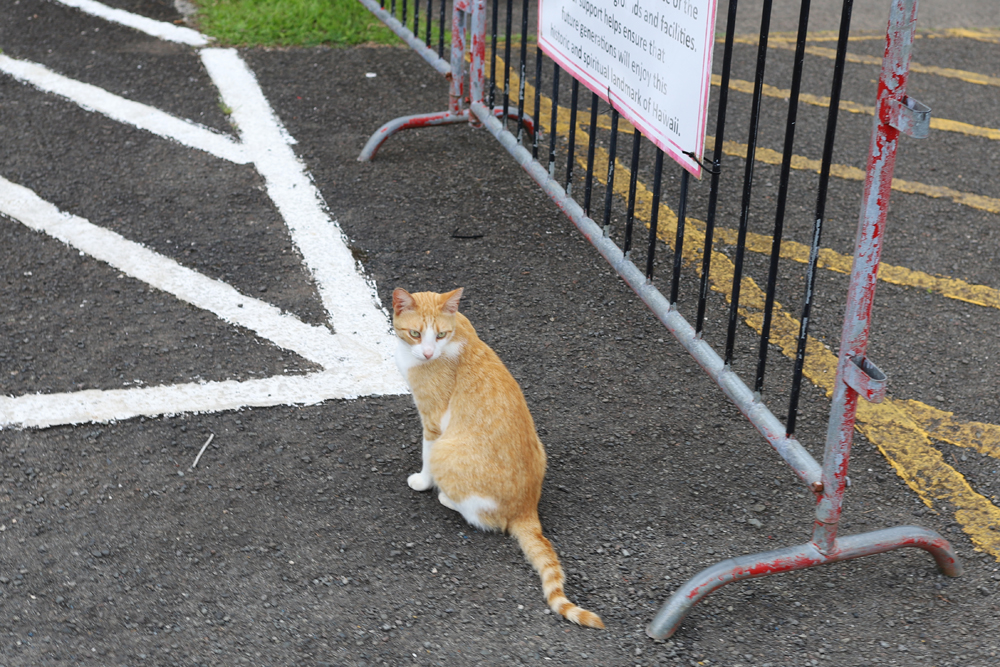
[192, 0, 402, 47]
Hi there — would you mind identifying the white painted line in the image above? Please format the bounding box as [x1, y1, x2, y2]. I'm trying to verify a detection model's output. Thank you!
[0, 175, 366, 370]
[200, 49, 396, 360]
[0, 55, 248, 165]
[0, 371, 406, 429]
[54, 0, 210, 47]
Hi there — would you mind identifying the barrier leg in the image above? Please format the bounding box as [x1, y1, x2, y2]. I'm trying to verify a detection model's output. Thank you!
[357, 107, 534, 162]
[645, 0, 961, 640]
[358, 0, 533, 162]
[358, 110, 469, 162]
[646, 526, 961, 640]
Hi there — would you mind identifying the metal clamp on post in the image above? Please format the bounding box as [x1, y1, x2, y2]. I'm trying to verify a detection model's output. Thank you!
[842, 355, 887, 403]
[887, 96, 931, 138]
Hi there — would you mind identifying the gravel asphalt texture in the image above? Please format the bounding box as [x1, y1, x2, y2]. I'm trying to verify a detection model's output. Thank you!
[2, 1, 1000, 666]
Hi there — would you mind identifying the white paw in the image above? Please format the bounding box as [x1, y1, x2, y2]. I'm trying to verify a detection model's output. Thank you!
[407, 472, 433, 491]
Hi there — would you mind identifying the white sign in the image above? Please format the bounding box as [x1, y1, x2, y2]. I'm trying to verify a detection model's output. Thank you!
[538, 0, 718, 178]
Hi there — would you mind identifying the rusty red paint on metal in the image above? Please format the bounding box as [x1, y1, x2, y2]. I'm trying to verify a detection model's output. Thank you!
[448, 5, 467, 116]
[815, 0, 919, 557]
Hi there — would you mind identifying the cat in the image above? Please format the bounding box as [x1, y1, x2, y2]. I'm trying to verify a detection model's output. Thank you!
[391, 287, 603, 629]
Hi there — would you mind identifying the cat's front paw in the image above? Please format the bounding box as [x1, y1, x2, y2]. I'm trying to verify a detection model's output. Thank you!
[407, 472, 433, 491]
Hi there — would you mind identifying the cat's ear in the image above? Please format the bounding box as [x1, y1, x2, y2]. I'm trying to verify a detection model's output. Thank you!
[392, 288, 416, 315]
[440, 288, 464, 314]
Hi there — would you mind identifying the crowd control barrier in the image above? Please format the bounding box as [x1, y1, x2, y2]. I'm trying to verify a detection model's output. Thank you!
[358, 0, 962, 639]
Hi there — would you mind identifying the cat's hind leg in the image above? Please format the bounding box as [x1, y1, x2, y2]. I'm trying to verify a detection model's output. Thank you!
[407, 437, 435, 491]
[437, 491, 459, 511]
[439, 492, 497, 531]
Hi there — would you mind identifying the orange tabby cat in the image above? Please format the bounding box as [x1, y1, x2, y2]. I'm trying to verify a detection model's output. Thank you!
[392, 287, 603, 629]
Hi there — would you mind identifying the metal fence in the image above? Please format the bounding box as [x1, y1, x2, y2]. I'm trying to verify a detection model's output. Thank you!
[358, 0, 962, 638]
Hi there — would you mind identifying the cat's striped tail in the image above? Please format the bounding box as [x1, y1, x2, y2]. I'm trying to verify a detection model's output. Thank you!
[509, 516, 604, 629]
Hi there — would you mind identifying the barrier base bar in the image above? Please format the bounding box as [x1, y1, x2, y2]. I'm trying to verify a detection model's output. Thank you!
[645, 526, 962, 640]
[358, 107, 534, 162]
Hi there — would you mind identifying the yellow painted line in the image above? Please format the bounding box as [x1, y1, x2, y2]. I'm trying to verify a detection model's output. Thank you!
[712, 74, 1000, 142]
[733, 28, 1000, 45]
[504, 60, 1000, 558]
[717, 138, 1000, 215]
[712, 226, 1000, 311]
[922, 28, 1000, 45]
[728, 30, 884, 43]
[901, 401, 1000, 458]
[758, 40, 1000, 88]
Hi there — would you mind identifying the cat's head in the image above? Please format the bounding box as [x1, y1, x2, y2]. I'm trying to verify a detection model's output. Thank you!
[392, 288, 464, 362]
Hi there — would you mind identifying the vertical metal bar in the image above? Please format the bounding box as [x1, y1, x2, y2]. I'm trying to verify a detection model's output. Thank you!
[788, 0, 855, 438]
[516, 0, 529, 141]
[426, 0, 433, 45]
[601, 107, 620, 236]
[818, 0, 911, 562]
[623, 129, 642, 256]
[532, 46, 543, 159]
[547, 65, 560, 176]
[565, 79, 579, 195]
[441, 0, 449, 59]
[391, 0, 397, 18]
[448, 0, 467, 116]
[502, 0, 513, 123]
[670, 170, 690, 305]
[414, 0, 420, 40]
[646, 148, 665, 280]
[695, 0, 740, 335]
[755, 0, 812, 395]
[488, 0, 498, 106]
[402, 0, 407, 30]
[470, 0, 487, 108]
[724, 0, 773, 366]
[583, 92, 599, 216]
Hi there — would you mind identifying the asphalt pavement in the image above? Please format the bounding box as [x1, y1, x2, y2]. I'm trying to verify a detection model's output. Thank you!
[1, 1, 999, 666]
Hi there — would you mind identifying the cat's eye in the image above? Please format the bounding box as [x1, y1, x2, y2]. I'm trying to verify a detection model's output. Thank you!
[409, 330, 421, 339]
[436, 331, 448, 339]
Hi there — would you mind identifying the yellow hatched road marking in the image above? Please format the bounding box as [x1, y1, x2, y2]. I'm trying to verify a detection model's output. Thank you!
[502, 61, 1000, 558]
[586, 116, 1000, 216]
[498, 53, 1000, 310]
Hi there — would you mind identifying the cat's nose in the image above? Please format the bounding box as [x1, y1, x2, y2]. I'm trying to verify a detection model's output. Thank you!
[423, 349, 434, 359]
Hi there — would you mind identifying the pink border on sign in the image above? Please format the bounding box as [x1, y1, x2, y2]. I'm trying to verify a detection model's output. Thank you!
[537, 0, 718, 180]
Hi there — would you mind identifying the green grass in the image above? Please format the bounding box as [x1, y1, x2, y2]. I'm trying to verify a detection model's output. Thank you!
[192, 0, 402, 47]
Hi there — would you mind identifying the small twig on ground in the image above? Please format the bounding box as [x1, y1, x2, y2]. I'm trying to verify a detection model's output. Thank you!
[451, 227, 484, 239]
[191, 433, 215, 469]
